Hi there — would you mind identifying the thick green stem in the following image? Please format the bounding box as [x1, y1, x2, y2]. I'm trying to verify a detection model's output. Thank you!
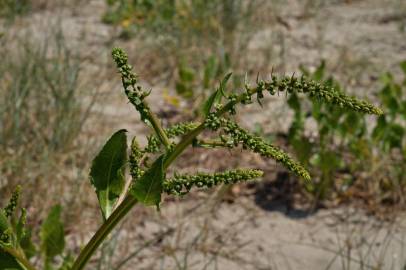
[3, 246, 37, 270]
[70, 196, 137, 270]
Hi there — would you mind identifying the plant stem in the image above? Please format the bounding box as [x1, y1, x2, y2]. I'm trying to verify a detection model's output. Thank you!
[142, 100, 171, 149]
[70, 196, 137, 270]
[3, 246, 37, 270]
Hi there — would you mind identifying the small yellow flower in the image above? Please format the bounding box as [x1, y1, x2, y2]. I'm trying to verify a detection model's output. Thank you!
[121, 19, 131, 28]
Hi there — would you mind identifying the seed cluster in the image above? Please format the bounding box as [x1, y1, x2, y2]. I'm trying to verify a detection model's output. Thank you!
[112, 48, 151, 122]
[164, 169, 263, 195]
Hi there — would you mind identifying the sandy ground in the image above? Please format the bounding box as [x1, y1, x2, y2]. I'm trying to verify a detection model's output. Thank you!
[3, 0, 406, 269]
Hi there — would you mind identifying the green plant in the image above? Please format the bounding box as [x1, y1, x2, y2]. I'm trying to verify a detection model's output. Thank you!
[0, 48, 382, 270]
[286, 60, 406, 204]
[0, 0, 30, 21]
[0, 186, 70, 270]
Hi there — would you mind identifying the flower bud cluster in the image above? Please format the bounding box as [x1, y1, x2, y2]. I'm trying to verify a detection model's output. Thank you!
[259, 75, 383, 115]
[163, 169, 263, 195]
[4, 185, 21, 218]
[217, 74, 382, 117]
[129, 137, 144, 181]
[204, 113, 222, 131]
[112, 48, 151, 122]
[0, 228, 11, 244]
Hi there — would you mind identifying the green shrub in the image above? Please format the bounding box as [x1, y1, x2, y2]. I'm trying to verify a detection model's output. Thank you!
[0, 48, 382, 270]
[285, 61, 406, 203]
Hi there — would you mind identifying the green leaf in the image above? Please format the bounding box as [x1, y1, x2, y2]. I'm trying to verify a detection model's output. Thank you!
[40, 205, 65, 259]
[90, 129, 127, 220]
[15, 209, 26, 244]
[130, 155, 165, 207]
[202, 89, 221, 117]
[202, 73, 232, 116]
[179, 65, 195, 82]
[0, 250, 24, 270]
[219, 72, 232, 96]
[19, 229, 36, 260]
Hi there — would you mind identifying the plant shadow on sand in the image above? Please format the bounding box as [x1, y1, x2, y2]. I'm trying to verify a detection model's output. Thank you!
[253, 171, 317, 219]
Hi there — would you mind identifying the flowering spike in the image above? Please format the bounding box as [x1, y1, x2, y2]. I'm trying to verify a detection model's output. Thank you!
[4, 185, 21, 218]
[164, 169, 263, 195]
[204, 117, 311, 182]
[129, 137, 144, 181]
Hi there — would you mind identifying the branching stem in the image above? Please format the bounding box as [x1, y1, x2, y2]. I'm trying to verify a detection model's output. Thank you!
[71, 85, 261, 270]
[141, 100, 171, 149]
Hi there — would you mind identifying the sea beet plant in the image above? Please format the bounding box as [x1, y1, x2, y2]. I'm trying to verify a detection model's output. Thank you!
[0, 48, 382, 270]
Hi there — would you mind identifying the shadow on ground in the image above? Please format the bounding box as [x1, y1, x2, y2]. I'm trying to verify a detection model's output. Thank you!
[253, 171, 317, 219]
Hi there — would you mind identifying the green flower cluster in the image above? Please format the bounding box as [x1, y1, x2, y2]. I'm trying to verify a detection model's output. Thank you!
[221, 75, 383, 117]
[4, 185, 21, 218]
[144, 122, 199, 153]
[164, 169, 263, 195]
[0, 186, 21, 244]
[260, 75, 383, 115]
[0, 211, 11, 244]
[129, 137, 144, 181]
[203, 116, 311, 181]
[112, 48, 151, 122]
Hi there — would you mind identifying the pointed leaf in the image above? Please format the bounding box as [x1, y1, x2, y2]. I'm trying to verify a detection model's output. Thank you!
[202, 89, 221, 117]
[20, 229, 36, 260]
[15, 209, 27, 244]
[40, 205, 65, 259]
[202, 73, 232, 116]
[90, 129, 127, 220]
[130, 155, 165, 207]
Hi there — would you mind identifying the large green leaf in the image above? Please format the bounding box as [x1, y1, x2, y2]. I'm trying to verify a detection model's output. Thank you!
[0, 250, 24, 270]
[40, 205, 65, 259]
[90, 129, 127, 220]
[130, 155, 165, 207]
